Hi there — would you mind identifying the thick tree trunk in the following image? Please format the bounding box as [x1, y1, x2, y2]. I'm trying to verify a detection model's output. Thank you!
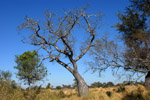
[145, 71, 150, 89]
[73, 71, 89, 97]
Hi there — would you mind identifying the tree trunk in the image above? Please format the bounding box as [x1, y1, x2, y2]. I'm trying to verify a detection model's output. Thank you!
[73, 71, 89, 97]
[145, 71, 150, 89]
[28, 84, 31, 91]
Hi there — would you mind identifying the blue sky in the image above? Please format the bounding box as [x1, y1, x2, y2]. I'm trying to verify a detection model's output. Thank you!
[0, 0, 133, 87]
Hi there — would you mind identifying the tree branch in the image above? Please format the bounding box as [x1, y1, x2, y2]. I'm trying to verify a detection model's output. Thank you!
[55, 58, 74, 74]
[75, 33, 95, 62]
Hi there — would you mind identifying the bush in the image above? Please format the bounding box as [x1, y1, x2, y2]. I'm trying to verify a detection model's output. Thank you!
[122, 86, 150, 100]
[58, 90, 66, 98]
[117, 85, 125, 92]
[116, 85, 126, 92]
[122, 92, 145, 100]
[90, 82, 103, 88]
[106, 91, 112, 97]
[46, 83, 51, 89]
[56, 86, 61, 90]
[11, 80, 18, 89]
[35, 85, 42, 94]
[0, 80, 25, 100]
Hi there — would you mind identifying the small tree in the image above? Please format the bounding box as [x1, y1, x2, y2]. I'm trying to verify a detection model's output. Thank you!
[106, 82, 114, 87]
[46, 83, 51, 89]
[11, 80, 18, 89]
[0, 70, 18, 89]
[0, 70, 12, 81]
[62, 84, 71, 89]
[14, 50, 47, 89]
[90, 82, 103, 88]
[72, 79, 77, 89]
[56, 86, 61, 90]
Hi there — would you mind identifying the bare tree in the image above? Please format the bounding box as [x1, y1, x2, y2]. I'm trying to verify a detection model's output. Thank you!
[18, 8, 101, 97]
[88, 0, 150, 89]
[88, 35, 150, 88]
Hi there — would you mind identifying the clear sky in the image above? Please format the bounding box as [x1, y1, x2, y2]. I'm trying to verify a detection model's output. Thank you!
[0, 0, 132, 88]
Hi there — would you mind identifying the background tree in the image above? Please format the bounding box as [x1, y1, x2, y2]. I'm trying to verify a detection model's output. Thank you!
[88, 0, 150, 89]
[18, 8, 101, 97]
[0, 70, 12, 81]
[56, 86, 61, 90]
[46, 83, 51, 89]
[105, 82, 114, 87]
[62, 84, 72, 89]
[0, 70, 18, 89]
[10, 80, 18, 89]
[116, 0, 150, 89]
[90, 82, 103, 88]
[72, 79, 77, 89]
[14, 50, 47, 89]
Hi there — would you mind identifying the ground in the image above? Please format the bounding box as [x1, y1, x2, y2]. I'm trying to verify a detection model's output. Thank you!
[36, 84, 150, 100]
[1, 82, 150, 100]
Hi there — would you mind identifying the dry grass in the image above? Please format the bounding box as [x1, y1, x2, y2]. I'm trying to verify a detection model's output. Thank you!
[35, 84, 150, 100]
[1, 83, 150, 100]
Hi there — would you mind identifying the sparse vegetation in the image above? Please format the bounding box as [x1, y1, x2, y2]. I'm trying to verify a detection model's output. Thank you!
[0, 70, 148, 100]
[106, 91, 112, 97]
[56, 86, 62, 90]
[46, 83, 51, 89]
[116, 85, 126, 93]
[0, 81, 150, 100]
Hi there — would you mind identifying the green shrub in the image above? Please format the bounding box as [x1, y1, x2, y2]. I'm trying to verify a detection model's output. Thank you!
[56, 86, 61, 90]
[106, 91, 112, 97]
[0, 80, 25, 100]
[35, 85, 41, 94]
[117, 85, 125, 92]
[46, 83, 51, 89]
[122, 92, 145, 100]
[58, 90, 66, 98]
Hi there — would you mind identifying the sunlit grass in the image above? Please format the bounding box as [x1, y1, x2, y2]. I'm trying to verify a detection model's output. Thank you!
[0, 82, 150, 100]
[35, 84, 150, 100]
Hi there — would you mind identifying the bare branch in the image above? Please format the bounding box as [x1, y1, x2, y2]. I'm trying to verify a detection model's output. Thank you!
[55, 58, 74, 73]
[75, 33, 95, 62]
[61, 37, 73, 56]
[56, 10, 72, 33]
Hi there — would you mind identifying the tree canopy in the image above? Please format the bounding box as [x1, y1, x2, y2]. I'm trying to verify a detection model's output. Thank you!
[14, 50, 47, 87]
[0, 70, 12, 81]
[116, 0, 150, 73]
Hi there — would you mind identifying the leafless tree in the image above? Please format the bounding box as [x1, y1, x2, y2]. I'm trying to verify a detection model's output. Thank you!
[18, 8, 101, 97]
[88, 35, 150, 88]
[88, 0, 150, 89]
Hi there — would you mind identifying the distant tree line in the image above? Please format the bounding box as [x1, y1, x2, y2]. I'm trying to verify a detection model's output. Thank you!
[0, 69, 145, 91]
[52, 80, 144, 90]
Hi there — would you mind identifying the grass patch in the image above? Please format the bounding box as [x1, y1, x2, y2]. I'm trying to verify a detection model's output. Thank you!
[0, 82, 150, 100]
[117, 85, 126, 92]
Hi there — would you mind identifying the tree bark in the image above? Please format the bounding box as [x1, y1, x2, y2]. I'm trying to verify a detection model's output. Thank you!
[73, 71, 89, 97]
[145, 71, 150, 89]
[56, 57, 89, 97]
